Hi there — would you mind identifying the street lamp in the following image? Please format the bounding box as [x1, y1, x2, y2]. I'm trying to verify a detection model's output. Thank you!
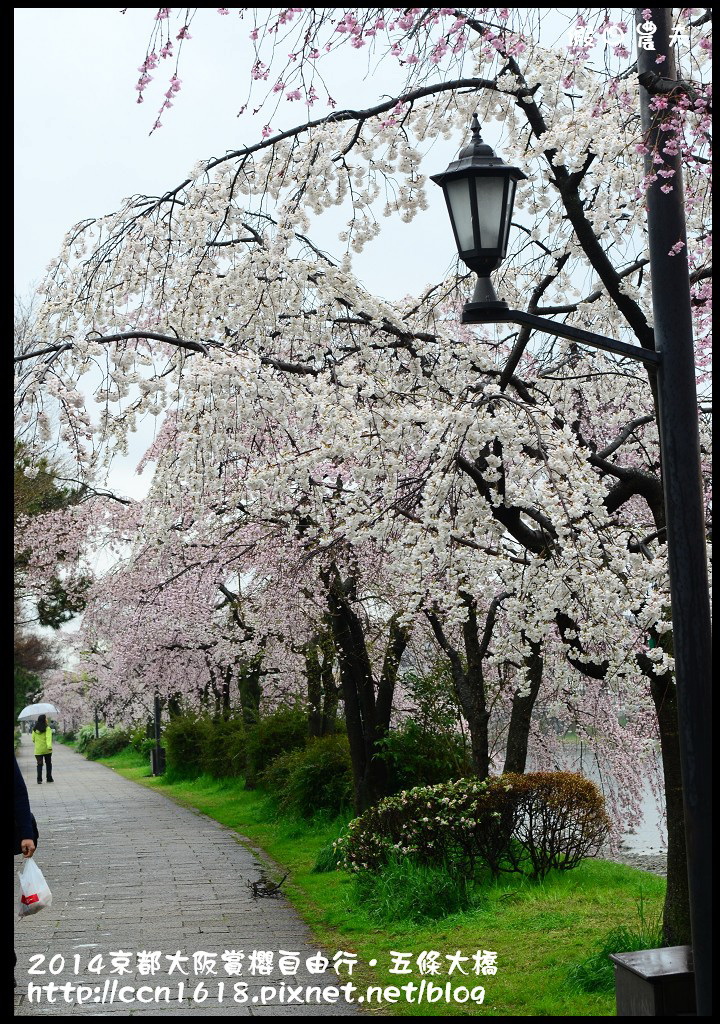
[435, 74, 711, 1016]
[431, 114, 661, 374]
[430, 112, 526, 313]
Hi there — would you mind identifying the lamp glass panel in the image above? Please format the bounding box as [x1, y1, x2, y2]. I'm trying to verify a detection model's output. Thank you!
[500, 179, 517, 256]
[446, 178, 474, 252]
[474, 175, 506, 249]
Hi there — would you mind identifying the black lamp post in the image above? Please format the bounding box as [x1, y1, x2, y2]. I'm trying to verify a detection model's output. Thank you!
[435, 88, 711, 1015]
[430, 113, 526, 313]
[431, 114, 660, 370]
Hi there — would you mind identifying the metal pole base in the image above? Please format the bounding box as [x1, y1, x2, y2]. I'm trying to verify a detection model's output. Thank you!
[462, 275, 508, 320]
[463, 299, 509, 321]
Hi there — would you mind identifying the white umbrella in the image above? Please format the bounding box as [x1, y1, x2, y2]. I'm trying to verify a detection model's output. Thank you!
[18, 702, 59, 721]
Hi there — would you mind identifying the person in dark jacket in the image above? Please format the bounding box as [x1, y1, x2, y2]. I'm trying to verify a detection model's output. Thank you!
[14, 755, 37, 987]
[14, 756, 36, 858]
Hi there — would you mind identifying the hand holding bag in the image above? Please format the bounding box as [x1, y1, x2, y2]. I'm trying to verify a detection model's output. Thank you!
[18, 857, 52, 919]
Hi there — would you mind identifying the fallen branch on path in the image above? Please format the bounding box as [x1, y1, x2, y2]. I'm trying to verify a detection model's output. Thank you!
[246, 872, 288, 899]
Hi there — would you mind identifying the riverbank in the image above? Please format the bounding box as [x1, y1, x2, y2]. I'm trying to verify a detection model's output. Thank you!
[598, 847, 667, 880]
[600, 848, 667, 877]
[71, 746, 668, 1016]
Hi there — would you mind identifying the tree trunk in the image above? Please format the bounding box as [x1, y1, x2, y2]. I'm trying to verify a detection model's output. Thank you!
[426, 594, 509, 781]
[324, 568, 407, 813]
[305, 642, 323, 738]
[326, 577, 379, 811]
[456, 678, 490, 779]
[646, 665, 690, 944]
[222, 666, 231, 715]
[461, 598, 491, 778]
[305, 628, 339, 737]
[320, 653, 339, 735]
[237, 654, 262, 728]
[503, 639, 543, 774]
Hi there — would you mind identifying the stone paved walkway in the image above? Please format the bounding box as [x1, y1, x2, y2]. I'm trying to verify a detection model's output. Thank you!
[13, 736, 363, 1016]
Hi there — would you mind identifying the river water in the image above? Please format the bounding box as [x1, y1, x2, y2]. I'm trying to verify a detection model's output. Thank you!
[610, 772, 667, 858]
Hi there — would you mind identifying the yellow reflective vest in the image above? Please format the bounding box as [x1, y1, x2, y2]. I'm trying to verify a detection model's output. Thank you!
[32, 727, 53, 756]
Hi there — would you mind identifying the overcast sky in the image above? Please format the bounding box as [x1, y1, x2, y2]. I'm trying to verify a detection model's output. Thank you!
[14, 8, 471, 502]
[14, 8, 615, 505]
[14, 8, 464, 300]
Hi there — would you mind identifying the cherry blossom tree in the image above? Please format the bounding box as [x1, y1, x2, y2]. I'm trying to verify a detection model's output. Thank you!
[16, 7, 711, 942]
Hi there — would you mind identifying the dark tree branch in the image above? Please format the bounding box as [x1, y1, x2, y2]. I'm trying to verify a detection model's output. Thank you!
[534, 259, 650, 315]
[689, 266, 712, 285]
[596, 415, 655, 459]
[637, 70, 702, 105]
[477, 592, 512, 658]
[490, 47, 657, 351]
[598, 468, 665, 526]
[456, 454, 555, 555]
[15, 331, 224, 364]
[555, 611, 609, 679]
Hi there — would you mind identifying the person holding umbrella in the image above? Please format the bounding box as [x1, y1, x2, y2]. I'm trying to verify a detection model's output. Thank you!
[32, 714, 54, 784]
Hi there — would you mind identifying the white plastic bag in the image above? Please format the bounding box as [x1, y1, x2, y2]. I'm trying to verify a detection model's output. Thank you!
[18, 858, 52, 919]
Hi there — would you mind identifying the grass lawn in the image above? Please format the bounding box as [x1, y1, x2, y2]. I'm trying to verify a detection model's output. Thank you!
[95, 748, 666, 1017]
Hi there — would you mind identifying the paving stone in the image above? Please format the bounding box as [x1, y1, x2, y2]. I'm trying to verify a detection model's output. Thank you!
[13, 737, 363, 1017]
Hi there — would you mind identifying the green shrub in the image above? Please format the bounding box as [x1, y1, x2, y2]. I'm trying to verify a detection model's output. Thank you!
[84, 728, 131, 760]
[163, 713, 211, 779]
[128, 723, 158, 758]
[337, 776, 497, 875]
[200, 715, 247, 778]
[262, 734, 353, 817]
[312, 841, 346, 873]
[337, 772, 611, 881]
[76, 723, 108, 753]
[128, 724, 152, 753]
[400, 662, 464, 730]
[376, 718, 472, 792]
[350, 855, 473, 923]
[244, 704, 308, 787]
[506, 771, 613, 879]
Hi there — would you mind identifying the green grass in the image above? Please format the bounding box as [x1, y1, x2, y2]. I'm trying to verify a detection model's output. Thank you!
[95, 747, 667, 1017]
[95, 745, 156, 781]
[566, 893, 664, 994]
[54, 733, 77, 746]
[351, 855, 476, 923]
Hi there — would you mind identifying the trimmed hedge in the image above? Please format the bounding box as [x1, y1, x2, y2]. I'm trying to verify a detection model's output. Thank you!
[162, 707, 309, 783]
[154, 713, 248, 779]
[200, 716, 247, 779]
[262, 734, 353, 817]
[163, 713, 211, 779]
[244, 705, 308, 788]
[337, 771, 611, 881]
[84, 728, 132, 760]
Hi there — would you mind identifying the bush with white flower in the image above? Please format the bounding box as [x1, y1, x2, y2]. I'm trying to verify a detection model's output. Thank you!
[336, 771, 610, 881]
